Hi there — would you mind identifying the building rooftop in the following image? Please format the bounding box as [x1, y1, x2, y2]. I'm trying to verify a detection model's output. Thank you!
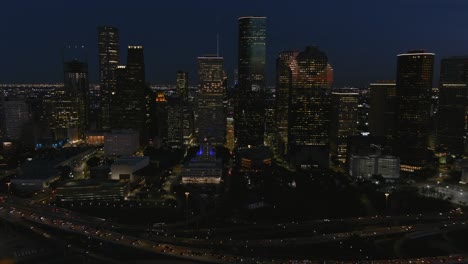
[112, 156, 149, 166]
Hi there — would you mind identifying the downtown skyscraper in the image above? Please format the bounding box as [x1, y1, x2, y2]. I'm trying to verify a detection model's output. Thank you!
[50, 58, 89, 141]
[98, 26, 119, 130]
[395, 50, 434, 172]
[436, 56, 468, 155]
[236, 16, 266, 147]
[286, 46, 333, 170]
[369, 81, 397, 141]
[110, 46, 152, 143]
[197, 55, 226, 145]
[330, 91, 359, 164]
[276, 50, 300, 156]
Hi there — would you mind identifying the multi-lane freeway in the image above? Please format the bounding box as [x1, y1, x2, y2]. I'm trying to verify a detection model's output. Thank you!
[1, 194, 467, 263]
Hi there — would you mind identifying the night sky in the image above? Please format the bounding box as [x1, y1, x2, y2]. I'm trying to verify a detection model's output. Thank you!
[1, 0, 468, 87]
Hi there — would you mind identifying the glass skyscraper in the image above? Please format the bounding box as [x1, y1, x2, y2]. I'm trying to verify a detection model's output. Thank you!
[197, 55, 226, 145]
[236, 16, 266, 147]
[287, 46, 334, 170]
[395, 50, 434, 172]
[436, 56, 468, 155]
[110, 46, 150, 143]
[98, 26, 119, 130]
[330, 91, 359, 164]
[51, 59, 89, 140]
[276, 50, 299, 156]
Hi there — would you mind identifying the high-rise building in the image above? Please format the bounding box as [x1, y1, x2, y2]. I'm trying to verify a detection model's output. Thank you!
[51, 59, 89, 140]
[166, 95, 184, 149]
[153, 92, 168, 148]
[176, 71, 194, 147]
[176, 71, 189, 99]
[276, 51, 299, 156]
[369, 81, 397, 140]
[436, 56, 468, 155]
[395, 50, 434, 172]
[197, 55, 226, 145]
[287, 46, 334, 170]
[2, 97, 30, 140]
[330, 91, 359, 164]
[264, 95, 276, 147]
[110, 46, 152, 143]
[236, 16, 266, 147]
[98, 26, 119, 130]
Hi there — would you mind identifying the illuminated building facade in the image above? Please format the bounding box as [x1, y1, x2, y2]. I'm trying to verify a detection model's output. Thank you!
[369, 81, 397, 140]
[154, 92, 168, 147]
[197, 55, 226, 145]
[110, 46, 153, 143]
[237, 146, 273, 173]
[395, 50, 434, 171]
[330, 91, 359, 164]
[176, 71, 189, 98]
[181, 142, 222, 184]
[110, 156, 149, 182]
[2, 97, 30, 140]
[56, 180, 129, 202]
[287, 46, 334, 170]
[436, 56, 468, 155]
[166, 94, 184, 149]
[349, 154, 400, 180]
[276, 51, 299, 156]
[176, 71, 194, 147]
[264, 96, 276, 146]
[51, 59, 89, 140]
[236, 16, 266, 147]
[98, 26, 119, 130]
[104, 129, 139, 156]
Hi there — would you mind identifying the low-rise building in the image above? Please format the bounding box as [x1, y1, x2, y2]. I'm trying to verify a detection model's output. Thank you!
[110, 156, 149, 182]
[56, 179, 129, 202]
[349, 154, 400, 180]
[181, 142, 222, 184]
[11, 160, 60, 192]
[237, 146, 273, 173]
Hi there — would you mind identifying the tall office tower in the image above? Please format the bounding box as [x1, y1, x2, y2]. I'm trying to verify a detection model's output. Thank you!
[236, 16, 266, 147]
[98, 26, 119, 130]
[288, 46, 334, 170]
[264, 95, 276, 146]
[330, 91, 359, 164]
[154, 92, 168, 147]
[176, 71, 194, 146]
[111, 46, 150, 143]
[166, 95, 184, 149]
[369, 81, 397, 140]
[197, 55, 226, 145]
[87, 84, 101, 130]
[2, 97, 30, 140]
[436, 56, 468, 155]
[51, 59, 89, 140]
[395, 50, 434, 172]
[176, 71, 189, 98]
[276, 50, 299, 156]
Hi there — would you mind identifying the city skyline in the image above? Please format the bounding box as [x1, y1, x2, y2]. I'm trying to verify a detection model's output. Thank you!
[2, 0, 468, 87]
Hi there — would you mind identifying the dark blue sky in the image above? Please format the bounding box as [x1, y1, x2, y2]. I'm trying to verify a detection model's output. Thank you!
[1, 0, 468, 87]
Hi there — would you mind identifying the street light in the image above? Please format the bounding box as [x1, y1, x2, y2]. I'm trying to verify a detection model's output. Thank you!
[6, 182, 11, 194]
[384, 192, 390, 212]
[185, 192, 190, 228]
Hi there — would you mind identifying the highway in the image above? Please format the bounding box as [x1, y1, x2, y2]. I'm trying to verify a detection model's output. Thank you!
[1, 195, 467, 263]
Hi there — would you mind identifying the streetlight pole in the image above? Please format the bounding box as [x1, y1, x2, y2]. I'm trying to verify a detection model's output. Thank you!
[384, 192, 390, 212]
[185, 192, 190, 229]
[6, 182, 11, 194]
